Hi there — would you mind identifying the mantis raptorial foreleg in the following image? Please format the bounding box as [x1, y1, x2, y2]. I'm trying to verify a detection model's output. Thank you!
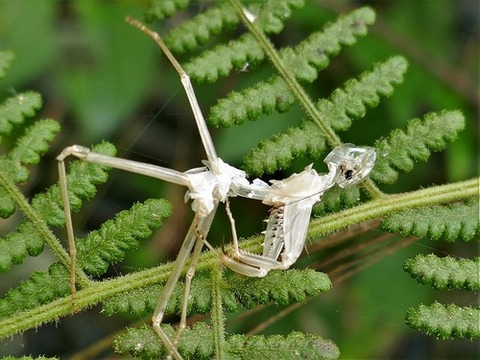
[221, 144, 377, 277]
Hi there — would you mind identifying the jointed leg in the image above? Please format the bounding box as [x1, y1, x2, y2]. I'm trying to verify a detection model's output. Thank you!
[126, 17, 218, 164]
[152, 208, 217, 360]
[170, 216, 210, 355]
[56, 146, 192, 309]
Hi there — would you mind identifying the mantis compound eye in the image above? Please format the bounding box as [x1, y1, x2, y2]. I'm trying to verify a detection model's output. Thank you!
[344, 169, 354, 180]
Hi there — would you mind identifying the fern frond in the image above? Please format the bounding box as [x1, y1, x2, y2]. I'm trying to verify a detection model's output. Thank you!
[115, 322, 340, 359]
[102, 269, 330, 317]
[0, 119, 60, 217]
[183, 0, 304, 83]
[0, 142, 115, 272]
[0, 222, 43, 272]
[405, 302, 480, 340]
[243, 56, 406, 175]
[0, 92, 43, 143]
[186, 35, 264, 83]
[77, 198, 172, 276]
[0, 357, 58, 360]
[164, 2, 239, 54]
[404, 254, 480, 291]
[312, 186, 361, 216]
[324, 56, 408, 131]
[0, 50, 14, 78]
[145, 0, 189, 21]
[0, 263, 70, 318]
[4, 119, 60, 182]
[0, 198, 171, 318]
[371, 110, 465, 184]
[244, 121, 326, 174]
[209, 7, 375, 127]
[381, 200, 479, 241]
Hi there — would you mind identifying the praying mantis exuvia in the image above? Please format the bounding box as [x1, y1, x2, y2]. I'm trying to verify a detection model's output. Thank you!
[56, 16, 376, 360]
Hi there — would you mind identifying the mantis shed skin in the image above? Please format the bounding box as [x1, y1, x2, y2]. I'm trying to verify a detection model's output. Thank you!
[57, 16, 377, 360]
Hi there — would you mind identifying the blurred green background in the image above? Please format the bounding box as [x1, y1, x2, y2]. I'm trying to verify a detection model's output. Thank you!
[0, 0, 477, 359]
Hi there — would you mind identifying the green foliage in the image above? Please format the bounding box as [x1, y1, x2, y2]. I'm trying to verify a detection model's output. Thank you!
[145, 0, 190, 21]
[0, 357, 58, 360]
[0, 92, 43, 144]
[371, 110, 465, 184]
[208, 7, 375, 129]
[180, 0, 305, 82]
[78, 199, 172, 276]
[405, 302, 480, 340]
[0, 222, 44, 272]
[102, 269, 330, 317]
[0, 119, 59, 217]
[164, 1, 240, 54]
[243, 56, 407, 175]
[0, 1, 478, 359]
[381, 200, 479, 242]
[0, 263, 70, 318]
[404, 254, 479, 291]
[386, 200, 479, 340]
[0, 50, 14, 78]
[115, 322, 340, 360]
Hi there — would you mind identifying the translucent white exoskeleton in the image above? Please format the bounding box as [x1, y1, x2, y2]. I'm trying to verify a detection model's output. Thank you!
[223, 144, 376, 277]
[56, 17, 252, 360]
[56, 17, 376, 360]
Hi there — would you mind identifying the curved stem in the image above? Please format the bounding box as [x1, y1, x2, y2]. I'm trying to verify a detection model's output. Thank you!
[309, 177, 479, 237]
[0, 178, 477, 340]
[229, 0, 341, 146]
[211, 265, 226, 359]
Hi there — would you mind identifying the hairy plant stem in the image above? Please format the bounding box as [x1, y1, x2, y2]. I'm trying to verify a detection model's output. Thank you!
[229, 0, 384, 199]
[0, 172, 91, 286]
[229, 0, 340, 145]
[0, 177, 476, 339]
[211, 265, 226, 359]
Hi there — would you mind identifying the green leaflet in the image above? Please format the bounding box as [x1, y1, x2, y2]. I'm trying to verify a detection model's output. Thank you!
[0, 357, 58, 360]
[0, 142, 115, 273]
[164, 2, 240, 54]
[0, 119, 60, 217]
[186, 34, 264, 83]
[405, 254, 480, 291]
[0, 199, 172, 319]
[209, 7, 375, 127]
[114, 322, 340, 360]
[145, 0, 190, 21]
[0, 50, 14, 78]
[381, 200, 478, 241]
[372, 110, 465, 184]
[312, 185, 361, 216]
[325, 56, 408, 131]
[405, 302, 480, 340]
[243, 120, 326, 174]
[77, 198, 173, 276]
[0, 263, 70, 319]
[243, 56, 407, 175]
[0, 222, 43, 272]
[183, 0, 305, 82]
[102, 269, 331, 317]
[0, 92, 43, 143]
